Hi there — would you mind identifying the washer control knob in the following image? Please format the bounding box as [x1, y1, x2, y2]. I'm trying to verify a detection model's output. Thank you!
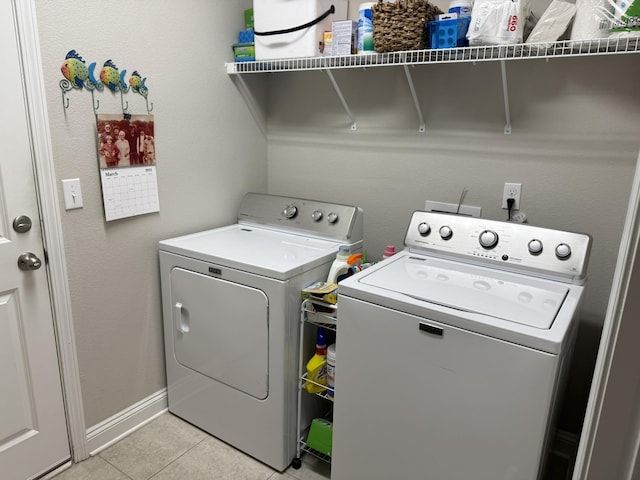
[417, 222, 431, 236]
[282, 205, 298, 219]
[327, 212, 339, 224]
[555, 243, 572, 260]
[311, 210, 323, 222]
[479, 230, 499, 249]
[439, 226, 453, 240]
[528, 239, 543, 255]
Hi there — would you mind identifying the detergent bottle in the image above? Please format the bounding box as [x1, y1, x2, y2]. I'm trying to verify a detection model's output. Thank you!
[382, 245, 397, 259]
[306, 328, 328, 393]
[327, 246, 351, 284]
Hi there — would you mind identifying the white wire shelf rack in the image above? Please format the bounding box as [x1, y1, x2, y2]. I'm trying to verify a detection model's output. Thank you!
[302, 300, 337, 330]
[225, 37, 640, 74]
[298, 440, 332, 464]
[226, 37, 639, 134]
[300, 372, 335, 401]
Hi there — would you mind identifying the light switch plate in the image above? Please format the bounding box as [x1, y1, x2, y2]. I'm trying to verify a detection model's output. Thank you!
[62, 178, 83, 210]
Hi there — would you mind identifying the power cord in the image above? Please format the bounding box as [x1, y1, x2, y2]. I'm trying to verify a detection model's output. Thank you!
[507, 197, 515, 221]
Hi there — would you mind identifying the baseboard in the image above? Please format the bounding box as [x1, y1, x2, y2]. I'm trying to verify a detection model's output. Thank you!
[86, 388, 168, 456]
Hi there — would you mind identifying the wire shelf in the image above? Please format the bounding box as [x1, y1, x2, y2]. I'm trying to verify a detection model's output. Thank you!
[226, 37, 640, 74]
[302, 299, 337, 330]
[300, 372, 335, 400]
[299, 441, 332, 464]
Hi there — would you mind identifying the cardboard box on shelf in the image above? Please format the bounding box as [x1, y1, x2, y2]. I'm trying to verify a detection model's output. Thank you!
[331, 20, 358, 55]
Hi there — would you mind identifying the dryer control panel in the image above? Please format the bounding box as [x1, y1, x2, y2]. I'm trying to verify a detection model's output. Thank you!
[404, 211, 592, 284]
[237, 193, 364, 244]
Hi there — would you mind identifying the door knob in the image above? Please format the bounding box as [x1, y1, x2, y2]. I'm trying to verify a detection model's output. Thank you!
[13, 215, 33, 233]
[17, 252, 42, 271]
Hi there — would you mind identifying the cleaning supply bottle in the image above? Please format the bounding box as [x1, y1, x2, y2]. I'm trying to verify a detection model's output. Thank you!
[327, 343, 336, 400]
[327, 246, 351, 284]
[306, 328, 328, 393]
[383, 245, 397, 259]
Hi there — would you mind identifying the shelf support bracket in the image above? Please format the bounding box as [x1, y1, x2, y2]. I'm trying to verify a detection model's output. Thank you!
[403, 65, 426, 133]
[229, 73, 267, 139]
[500, 60, 512, 135]
[324, 70, 357, 131]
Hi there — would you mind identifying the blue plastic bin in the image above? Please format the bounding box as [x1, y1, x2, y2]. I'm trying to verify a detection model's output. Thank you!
[428, 17, 471, 49]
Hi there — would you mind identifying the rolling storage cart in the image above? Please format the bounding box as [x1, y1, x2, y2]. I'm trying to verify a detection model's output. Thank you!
[292, 299, 337, 469]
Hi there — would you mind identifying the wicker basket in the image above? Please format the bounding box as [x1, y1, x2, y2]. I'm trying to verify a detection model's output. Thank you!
[372, 0, 443, 52]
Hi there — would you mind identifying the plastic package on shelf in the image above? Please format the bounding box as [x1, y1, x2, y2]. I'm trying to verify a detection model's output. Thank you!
[571, 0, 614, 39]
[526, 0, 577, 44]
[302, 281, 338, 305]
[570, 0, 640, 40]
[610, 0, 640, 37]
[466, 0, 533, 45]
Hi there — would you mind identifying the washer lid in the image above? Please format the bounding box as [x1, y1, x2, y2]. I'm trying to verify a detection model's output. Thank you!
[159, 224, 342, 279]
[358, 254, 569, 329]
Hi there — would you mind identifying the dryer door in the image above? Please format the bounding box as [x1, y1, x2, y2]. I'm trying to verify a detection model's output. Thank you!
[170, 267, 268, 399]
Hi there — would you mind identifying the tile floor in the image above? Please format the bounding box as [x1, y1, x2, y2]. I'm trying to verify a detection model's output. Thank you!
[51, 412, 330, 480]
[51, 411, 571, 480]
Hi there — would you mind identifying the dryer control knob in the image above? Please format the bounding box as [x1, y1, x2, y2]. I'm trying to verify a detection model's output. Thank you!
[418, 222, 431, 236]
[311, 210, 323, 222]
[555, 243, 572, 260]
[282, 205, 298, 219]
[528, 239, 543, 255]
[479, 230, 499, 249]
[327, 212, 339, 224]
[439, 226, 453, 240]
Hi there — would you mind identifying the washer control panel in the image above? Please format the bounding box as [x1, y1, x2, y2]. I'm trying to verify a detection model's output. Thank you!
[405, 211, 592, 284]
[237, 193, 364, 243]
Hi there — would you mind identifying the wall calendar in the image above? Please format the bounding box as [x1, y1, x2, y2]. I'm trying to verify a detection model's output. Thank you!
[96, 114, 159, 221]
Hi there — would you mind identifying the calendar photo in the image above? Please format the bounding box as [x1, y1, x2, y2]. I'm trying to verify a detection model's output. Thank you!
[96, 114, 160, 222]
[97, 114, 155, 169]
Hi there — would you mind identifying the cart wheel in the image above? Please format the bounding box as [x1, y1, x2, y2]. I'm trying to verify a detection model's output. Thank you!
[291, 457, 302, 469]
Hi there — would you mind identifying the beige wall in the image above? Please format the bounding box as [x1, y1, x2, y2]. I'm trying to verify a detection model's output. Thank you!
[33, 0, 640, 440]
[35, 0, 266, 427]
[265, 55, 640, 434]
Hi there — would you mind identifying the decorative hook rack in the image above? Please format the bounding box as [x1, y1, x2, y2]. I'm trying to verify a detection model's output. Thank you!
[85, 62, 103, 112]
[59, 50, 154, 116]
[59, 78, 72, 109]
[129, 70, 153, 114]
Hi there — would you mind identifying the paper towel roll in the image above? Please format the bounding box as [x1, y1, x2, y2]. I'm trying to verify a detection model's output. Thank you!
[571, 0, 613, 39]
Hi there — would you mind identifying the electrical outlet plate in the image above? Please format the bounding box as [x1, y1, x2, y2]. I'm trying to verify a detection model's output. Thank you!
[502, 183, 521, 210]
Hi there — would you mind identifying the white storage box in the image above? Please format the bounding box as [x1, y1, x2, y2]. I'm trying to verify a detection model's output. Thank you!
[254, 0, 348, 60]
[332, 20, 358, 55]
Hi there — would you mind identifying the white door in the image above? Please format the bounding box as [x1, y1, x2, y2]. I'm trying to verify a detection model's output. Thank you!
[0, 2, 71, 479]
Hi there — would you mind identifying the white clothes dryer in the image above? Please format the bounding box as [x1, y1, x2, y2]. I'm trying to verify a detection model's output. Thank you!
[159, 193, 363, 471]
[331, 211, 591, 480]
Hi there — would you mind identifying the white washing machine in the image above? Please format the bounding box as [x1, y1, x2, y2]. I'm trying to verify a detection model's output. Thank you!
[331, 211, 591, 480]
[159, 193, 363, 471]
